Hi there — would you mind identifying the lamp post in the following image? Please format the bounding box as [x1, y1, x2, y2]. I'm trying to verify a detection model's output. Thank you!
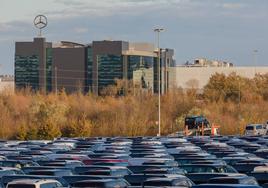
[253, 50, 258, 75]
[55, 66, 58, 95]
[154, 28, 164, 137]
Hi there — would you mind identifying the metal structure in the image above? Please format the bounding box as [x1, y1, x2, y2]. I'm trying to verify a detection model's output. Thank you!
[154, 28, 164, 137]
[34, 15, 47, 36]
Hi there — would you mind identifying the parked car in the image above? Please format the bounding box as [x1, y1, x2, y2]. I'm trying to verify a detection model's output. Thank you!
[208, 176, 259, 185]
[245, 124, 267, 136]
[192, 184, 262, 188]
[7, 179, 63, 188]
[1, 175, 68, 187]
[70, 179, 129, 188]
[186, 173, 246, 184]
[180, 164, 238, 173]
[142, 176, 194, 187]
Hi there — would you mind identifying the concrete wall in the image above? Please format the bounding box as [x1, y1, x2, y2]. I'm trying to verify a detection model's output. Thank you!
[171, 66, 268, 90]
[0, 80, 14, 93]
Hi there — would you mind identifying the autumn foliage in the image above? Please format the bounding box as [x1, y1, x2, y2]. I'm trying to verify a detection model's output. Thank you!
[0, 72, 268, 140]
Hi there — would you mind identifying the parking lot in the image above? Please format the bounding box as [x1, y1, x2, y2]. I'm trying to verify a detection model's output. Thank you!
[1, 136, 268, 187]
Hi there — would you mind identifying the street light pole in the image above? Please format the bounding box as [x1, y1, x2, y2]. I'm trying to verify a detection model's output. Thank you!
[154, 28, 164, 137]
[55, 66, 58, 95]
[253, 50, 258, 75]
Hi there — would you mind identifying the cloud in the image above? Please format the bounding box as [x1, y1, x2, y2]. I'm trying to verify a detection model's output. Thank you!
[0, 22, 13, 32]
[74, 27, 88, 34]
[42, 0, 256, 23]
[0, 21, 34, 42]
[222, 2, 245, 10]
[44, 0, 192, 20]
[53, 0, 86, 6]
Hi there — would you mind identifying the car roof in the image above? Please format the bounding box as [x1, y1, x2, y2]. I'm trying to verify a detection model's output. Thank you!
[145, 176, 186, 181]
[246, 124, 263, 127]
[0, 167, 20, 171]
[210, 176, 253, 180]
[193, 184, 261, 188]
[181, 164, 225, 167]
[74, 179, 117, 183]
[8, 179, 58, 185]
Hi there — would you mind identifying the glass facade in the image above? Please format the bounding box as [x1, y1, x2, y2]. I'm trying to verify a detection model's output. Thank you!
[97, 54, 123, 91]
[46, 48, 53, 92]
[87, 47, 93, 92]
[15, 55, 39, 90]
[128, 55, 154, 91]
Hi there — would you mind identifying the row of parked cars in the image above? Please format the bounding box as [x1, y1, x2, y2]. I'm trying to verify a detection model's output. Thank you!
[0, 136, 268, 187]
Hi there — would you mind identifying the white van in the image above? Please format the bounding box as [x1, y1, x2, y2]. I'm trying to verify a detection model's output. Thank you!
[245, 124, 267, 136]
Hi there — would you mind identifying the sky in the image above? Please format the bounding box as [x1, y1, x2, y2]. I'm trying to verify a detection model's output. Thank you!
[0, 0, 267, 74]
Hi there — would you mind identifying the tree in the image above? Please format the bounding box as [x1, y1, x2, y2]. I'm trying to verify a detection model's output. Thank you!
[204, 72, 244, 103]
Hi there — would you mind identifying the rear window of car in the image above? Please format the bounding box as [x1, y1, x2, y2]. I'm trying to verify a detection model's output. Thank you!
[73, 182, 103, 187]
[246, 126, 254, 130]
[144, 180, 172, 186]
[28, 171, 54, 175]
[8, 184, 35, 188]
[82, 170, 110, 175]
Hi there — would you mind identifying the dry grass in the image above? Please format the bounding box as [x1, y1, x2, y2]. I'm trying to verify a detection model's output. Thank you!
[1, 73, 268, 140]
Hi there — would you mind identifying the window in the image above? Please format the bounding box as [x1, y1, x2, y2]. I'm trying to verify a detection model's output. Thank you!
[224, 165, 237, 173]
[175, 180, 187, 186]
[12, 170, 24, 174]
[15, 55, 39, 90]
[144, 181, 172, 186]
[181, 166, 192, 173]
[40, 182, 61, 188]
[242, 178, 258, 185]
[128, 55, 154, 91]
[8, 184, 35, 188]
[46, 48, 52, 92]
[111, 180, 128, 188]
[97, 54, 123, 92]
[246, 126, 254, 130]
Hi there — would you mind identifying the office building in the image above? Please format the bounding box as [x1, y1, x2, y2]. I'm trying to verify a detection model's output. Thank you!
[15, 38, 175, 94]
[15, 38, 52, 91]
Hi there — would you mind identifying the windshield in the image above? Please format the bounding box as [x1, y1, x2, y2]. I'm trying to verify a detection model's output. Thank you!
[8, 184, 35, 188]
[224, 165, 237, 173]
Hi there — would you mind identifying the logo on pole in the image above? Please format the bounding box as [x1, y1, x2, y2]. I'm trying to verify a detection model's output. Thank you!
[34, 15, 47, 36]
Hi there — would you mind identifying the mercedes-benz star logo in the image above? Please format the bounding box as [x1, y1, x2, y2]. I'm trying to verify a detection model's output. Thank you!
[34, 15, 47, 29]
[34, 15, 47, 36]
